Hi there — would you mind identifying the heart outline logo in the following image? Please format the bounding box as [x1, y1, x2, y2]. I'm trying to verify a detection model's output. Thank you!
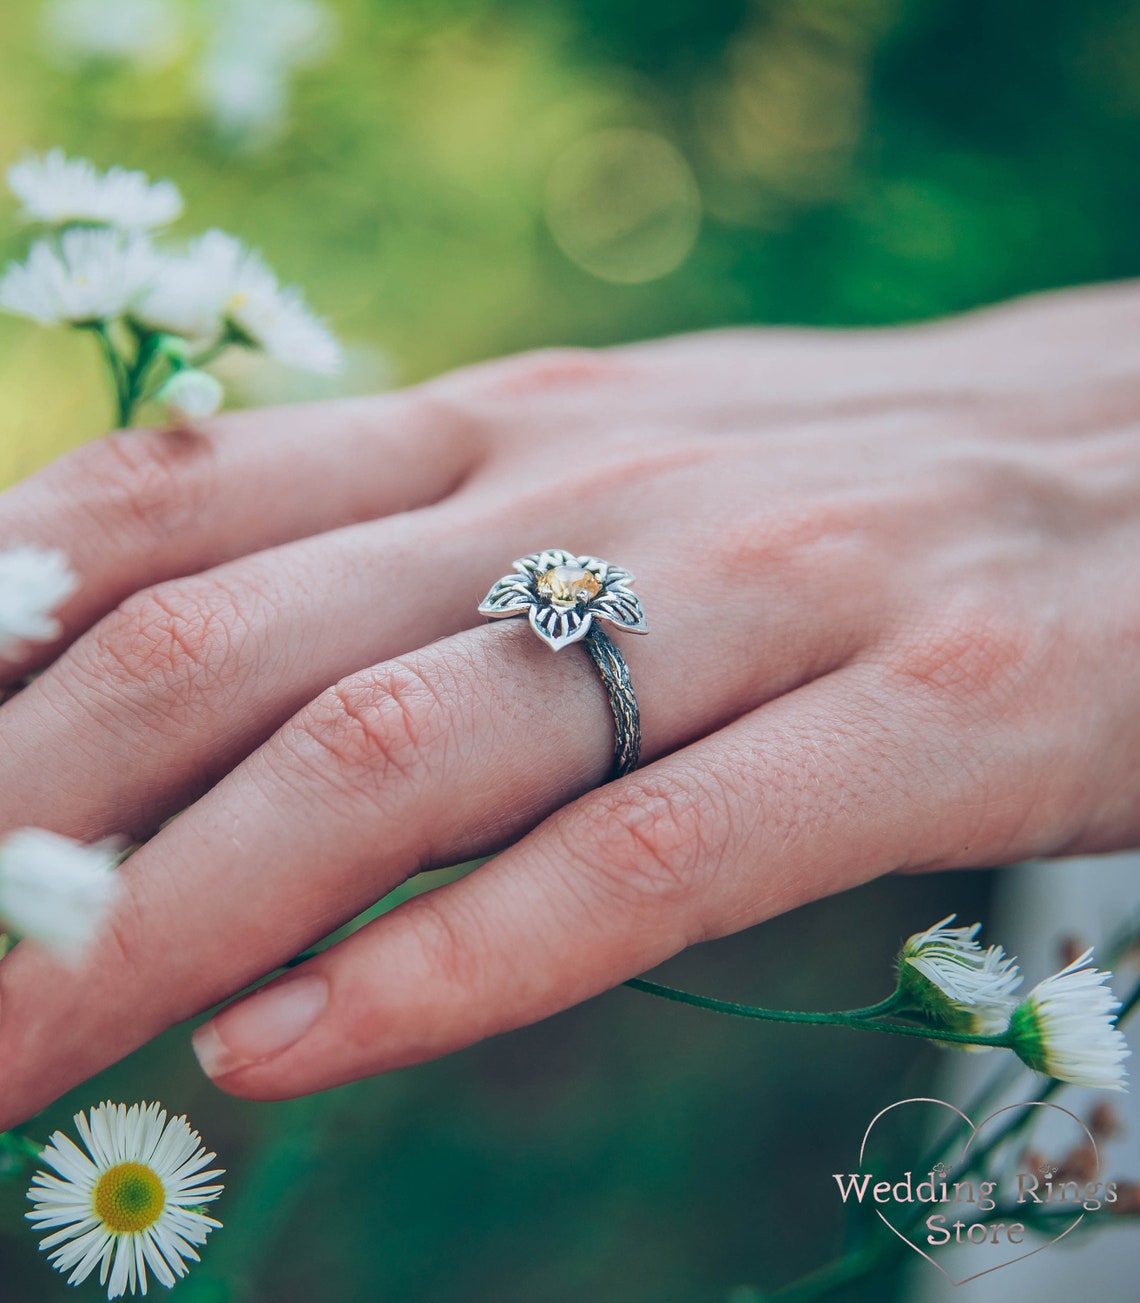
[856, 1097, 1098, 1287]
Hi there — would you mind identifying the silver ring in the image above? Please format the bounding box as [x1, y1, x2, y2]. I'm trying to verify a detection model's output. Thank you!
[478, 549, 648, 780]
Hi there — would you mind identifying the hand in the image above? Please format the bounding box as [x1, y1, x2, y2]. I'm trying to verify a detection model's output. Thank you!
[2, 282, 1138, 1126]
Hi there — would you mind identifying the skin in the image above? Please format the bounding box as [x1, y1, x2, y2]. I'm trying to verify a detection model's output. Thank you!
[0, 281, 1138, 1127]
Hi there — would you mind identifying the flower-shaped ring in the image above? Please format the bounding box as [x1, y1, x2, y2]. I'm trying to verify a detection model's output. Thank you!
[478, 549, 648, 778]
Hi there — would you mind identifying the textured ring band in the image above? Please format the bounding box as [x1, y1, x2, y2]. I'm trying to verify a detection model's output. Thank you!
[478, 549, 649, 780]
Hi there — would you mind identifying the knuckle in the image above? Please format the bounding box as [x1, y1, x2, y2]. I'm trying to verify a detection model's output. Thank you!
[395, 386, 489, 452]
[566, 773, 729, 917]
[98, 881, 146, 973]
[408, 892, 493, 1004]
[289, 659, 451, 794]
[78, 581, 249, 705]
[471, 438, 717, 524]
[66, 426, 218, 547]
[449, 346, 632, 402]
[713, 498, 872, 586]
[336, 894, 494, 1055]
[883, 602, 1042, 713]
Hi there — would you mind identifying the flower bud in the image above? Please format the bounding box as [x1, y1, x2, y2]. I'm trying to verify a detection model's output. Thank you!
[895, 915, 1021, 1044]
[158, 367, 224, 420]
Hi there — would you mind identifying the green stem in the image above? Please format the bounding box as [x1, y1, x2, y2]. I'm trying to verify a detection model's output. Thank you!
[124, 328, 182, 415]
[0, 1126, 45, 1166]
[839, 992, 905, 1020]
[908, 1054, 1028, 1187]
[624, 978, 1011, 1049]
[284, 947, 320, 969]
[765, 1246, 887, 1303]
[189, 328, 237, 370]
[773, 1186, 1138, 1303]
[87, 323, 131, 427]
[1113, 969, 1139, 1027]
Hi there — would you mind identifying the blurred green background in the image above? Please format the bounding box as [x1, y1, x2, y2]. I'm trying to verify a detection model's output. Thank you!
[1, 0, 1139, 1299]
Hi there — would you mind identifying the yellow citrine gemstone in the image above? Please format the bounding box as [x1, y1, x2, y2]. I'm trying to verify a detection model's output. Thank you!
[536, 564, 601, 607]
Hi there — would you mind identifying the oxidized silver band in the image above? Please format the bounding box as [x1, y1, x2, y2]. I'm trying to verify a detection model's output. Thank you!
[478, 549, 648, 780]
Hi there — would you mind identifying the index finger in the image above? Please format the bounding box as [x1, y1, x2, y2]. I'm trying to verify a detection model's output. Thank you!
[0, 392, 479, 677]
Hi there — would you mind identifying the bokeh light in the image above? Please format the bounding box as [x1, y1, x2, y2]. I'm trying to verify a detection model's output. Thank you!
[545, 128, 701, 283]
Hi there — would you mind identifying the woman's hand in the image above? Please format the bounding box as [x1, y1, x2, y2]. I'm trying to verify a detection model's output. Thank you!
[2, 282, 1139, 1126]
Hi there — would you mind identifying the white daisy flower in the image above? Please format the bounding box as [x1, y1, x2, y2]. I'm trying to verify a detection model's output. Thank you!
[136, 229, 341, 373]
[0, 545, 78, 656]
[0, 228, 159, 326]
[227, 257, 342, 376]
[132, 229, 239, 340]
[157, 368, 224, 420]
[7, 149, 182, 230]
[896, 914, 1022, 1041]
[0, 828, 123, 960]
[212, 0, 335, 68]
[196, 51, 289, 147]
[40, 0, 185, 70]
[27, 1102, 223, 1299]
[195, 0, 336, 147]
[1009, 950, 1131, 1091]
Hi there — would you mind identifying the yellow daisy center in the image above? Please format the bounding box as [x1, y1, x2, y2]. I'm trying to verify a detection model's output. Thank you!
[93, 1162, 166, 1234]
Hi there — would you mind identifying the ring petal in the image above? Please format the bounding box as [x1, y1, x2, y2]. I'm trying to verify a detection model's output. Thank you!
[514, 548, 579, 576]
[527, 603, 593, 650]
[477, 576, 534, 617]
[590, 584, 648, 633]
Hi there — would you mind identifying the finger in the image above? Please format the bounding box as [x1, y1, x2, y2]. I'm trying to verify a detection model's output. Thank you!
[0, 557, 868, 1126]
[0, 390, 482, 678]
[0, 461, 875, 846]
[0, 500, 514, 842]
[192, 662, 1055, 1101]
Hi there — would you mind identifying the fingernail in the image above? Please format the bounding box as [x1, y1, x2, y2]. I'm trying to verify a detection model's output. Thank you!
[192, 975, 328, 1079]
